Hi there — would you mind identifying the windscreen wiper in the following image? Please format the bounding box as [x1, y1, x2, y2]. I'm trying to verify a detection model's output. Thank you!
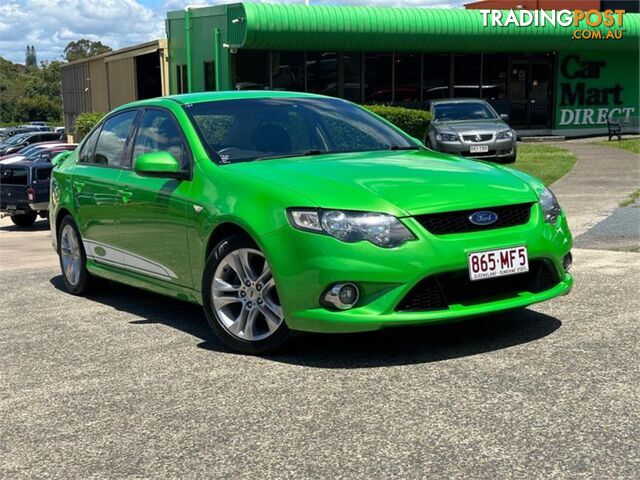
[254, 149, 325, 161]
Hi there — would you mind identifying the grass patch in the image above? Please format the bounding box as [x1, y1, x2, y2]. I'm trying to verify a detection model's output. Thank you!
[511, 144, 577, 185]
[593, 138, 640, 154]
[620, 189, 640, 207]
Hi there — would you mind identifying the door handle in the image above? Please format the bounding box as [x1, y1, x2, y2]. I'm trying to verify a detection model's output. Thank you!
[118, 188, 133, 204]
[72, 180, 85, 192]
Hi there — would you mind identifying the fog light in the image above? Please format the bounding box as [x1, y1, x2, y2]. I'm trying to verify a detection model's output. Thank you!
[322, 283, 360, 310]
[562, 252, 573, 271]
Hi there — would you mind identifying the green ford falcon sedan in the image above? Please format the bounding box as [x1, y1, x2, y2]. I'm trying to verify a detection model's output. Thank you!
[50, 91, 573, 354]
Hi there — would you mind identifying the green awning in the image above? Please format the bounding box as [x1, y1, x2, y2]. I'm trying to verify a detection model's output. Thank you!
[227, 3, 639, 52]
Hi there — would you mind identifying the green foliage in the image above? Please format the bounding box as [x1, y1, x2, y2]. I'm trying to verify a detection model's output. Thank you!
[0, 56, 63, 124]
[363, 105, 432, 140]
[75, 112, 106, 137]
[64, 39, 112, 62]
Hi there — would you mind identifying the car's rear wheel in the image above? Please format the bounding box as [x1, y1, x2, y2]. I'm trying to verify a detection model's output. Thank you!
[11, 212, 37, 227]
[202, 235, 291, 354]
[58, 215, 94, 295]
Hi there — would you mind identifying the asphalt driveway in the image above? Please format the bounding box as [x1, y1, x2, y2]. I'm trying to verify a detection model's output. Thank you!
[1, 142, 639, 478]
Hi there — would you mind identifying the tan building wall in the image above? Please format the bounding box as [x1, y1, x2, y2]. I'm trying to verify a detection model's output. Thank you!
[106, 57, 137, 108]
[88, 58, 109, 113]
[61, 40, 169, 137]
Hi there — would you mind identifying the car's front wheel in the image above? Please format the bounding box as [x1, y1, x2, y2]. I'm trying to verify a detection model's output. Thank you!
[57, 215, 94, 295]
[202, 235, 291, 354]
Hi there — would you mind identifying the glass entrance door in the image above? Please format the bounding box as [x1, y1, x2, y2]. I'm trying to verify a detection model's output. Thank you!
[509, 59, 553, 129]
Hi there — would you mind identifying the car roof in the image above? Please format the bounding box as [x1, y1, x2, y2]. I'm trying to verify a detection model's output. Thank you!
[430, 98, 491, 105]
[116, 90, 329, 111]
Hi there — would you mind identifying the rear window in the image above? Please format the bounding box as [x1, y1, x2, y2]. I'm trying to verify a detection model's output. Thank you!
[35, 168, 52, 181]
[0, 167, 28, 185]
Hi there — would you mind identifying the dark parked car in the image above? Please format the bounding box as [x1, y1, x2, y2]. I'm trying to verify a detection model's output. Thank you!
[0, 131, 64, 157]
[0, 144, 76, 227]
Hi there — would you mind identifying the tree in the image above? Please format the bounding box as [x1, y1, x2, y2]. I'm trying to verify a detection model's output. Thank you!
[63, 39, 112, 62]
[0, 55, 62, 124]
[25, 45, 37, 68]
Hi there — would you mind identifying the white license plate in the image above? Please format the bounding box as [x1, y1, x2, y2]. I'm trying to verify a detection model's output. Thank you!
[468, 246, 529, 281]
[470, 145, 489, 153]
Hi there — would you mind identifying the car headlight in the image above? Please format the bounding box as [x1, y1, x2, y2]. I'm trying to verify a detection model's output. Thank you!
[436, 132, 459, 142]
[496, 129, 514, 140]
[287, 209, 415, 248]
[539, 187, 562, 224]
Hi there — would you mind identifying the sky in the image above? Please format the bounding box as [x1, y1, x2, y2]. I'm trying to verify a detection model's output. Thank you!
[0, 0, 464, 65]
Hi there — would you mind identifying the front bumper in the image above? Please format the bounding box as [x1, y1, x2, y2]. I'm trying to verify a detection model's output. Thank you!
[260, 205, 572, 333]
[436, 137, 516, 161]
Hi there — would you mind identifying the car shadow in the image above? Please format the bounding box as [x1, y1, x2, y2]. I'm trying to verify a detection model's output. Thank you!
[50, 275, 561, 368]
[0, 219, 50, 232]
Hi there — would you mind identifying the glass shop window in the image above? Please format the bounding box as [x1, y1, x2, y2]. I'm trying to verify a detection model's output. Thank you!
[176, 65, 188, 94]
[423, 54, 450, 100]
[233, 50, 270, 90]
[342, 52, 363, 103]
[364, 53, 393, 103]
[204, 61, 216, 91]
[394, 53, 422, 105]
[453, 54, 481, 98]
[271, 51, 305, 92]
[306, 51, 338, 96]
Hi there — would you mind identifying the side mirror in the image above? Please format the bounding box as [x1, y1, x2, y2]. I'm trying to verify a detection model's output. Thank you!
[500, 113, 510, 123]
[51, 150, 72, 167]
[135, 151, 189, 180]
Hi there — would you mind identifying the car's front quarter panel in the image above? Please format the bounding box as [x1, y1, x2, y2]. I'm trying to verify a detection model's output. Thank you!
[186, 159, 320, 293]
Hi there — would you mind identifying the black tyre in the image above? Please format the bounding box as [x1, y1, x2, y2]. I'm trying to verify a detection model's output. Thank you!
[202, 234, 291, 354]
[57, 215, 95, 295]
[11, 212, 37, 227]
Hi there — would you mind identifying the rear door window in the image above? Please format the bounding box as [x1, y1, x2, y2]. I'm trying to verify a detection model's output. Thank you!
[93, 111, 137, 167]
[35, 167, 52, 182]
[78, 127, 101, 164]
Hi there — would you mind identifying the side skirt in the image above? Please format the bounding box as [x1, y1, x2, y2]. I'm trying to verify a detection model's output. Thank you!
[87, 259, 203, 306]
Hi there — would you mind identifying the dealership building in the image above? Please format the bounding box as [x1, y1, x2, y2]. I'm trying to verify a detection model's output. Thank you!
[62, 2, 639, 138]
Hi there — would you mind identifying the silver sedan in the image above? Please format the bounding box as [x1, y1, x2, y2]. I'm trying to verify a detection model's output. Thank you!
[425, 99, 517, 164]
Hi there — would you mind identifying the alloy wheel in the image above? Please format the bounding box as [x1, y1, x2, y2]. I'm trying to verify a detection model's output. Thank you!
[60, 224, 82, 287]
[211, 248, 284, 341]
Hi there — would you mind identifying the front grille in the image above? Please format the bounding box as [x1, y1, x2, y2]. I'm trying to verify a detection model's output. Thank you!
[462, 134, 493, 142]
[396, 260, 559, 312]
[415, 203, 533, 235]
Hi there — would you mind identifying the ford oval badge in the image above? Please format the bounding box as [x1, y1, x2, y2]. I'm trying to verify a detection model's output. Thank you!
[469, 211, 498, 226]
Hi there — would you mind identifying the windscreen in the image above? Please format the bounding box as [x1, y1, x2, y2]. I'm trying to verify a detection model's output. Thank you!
[186, 97, 416, 164]
[434, 102, 498, 121]
[4, 134, 28, 145]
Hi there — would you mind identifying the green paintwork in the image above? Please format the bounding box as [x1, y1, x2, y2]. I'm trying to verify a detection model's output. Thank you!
[135, 151, 182, 176]
[237, 3, 639, 52]
[51, 91, 573, 334]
